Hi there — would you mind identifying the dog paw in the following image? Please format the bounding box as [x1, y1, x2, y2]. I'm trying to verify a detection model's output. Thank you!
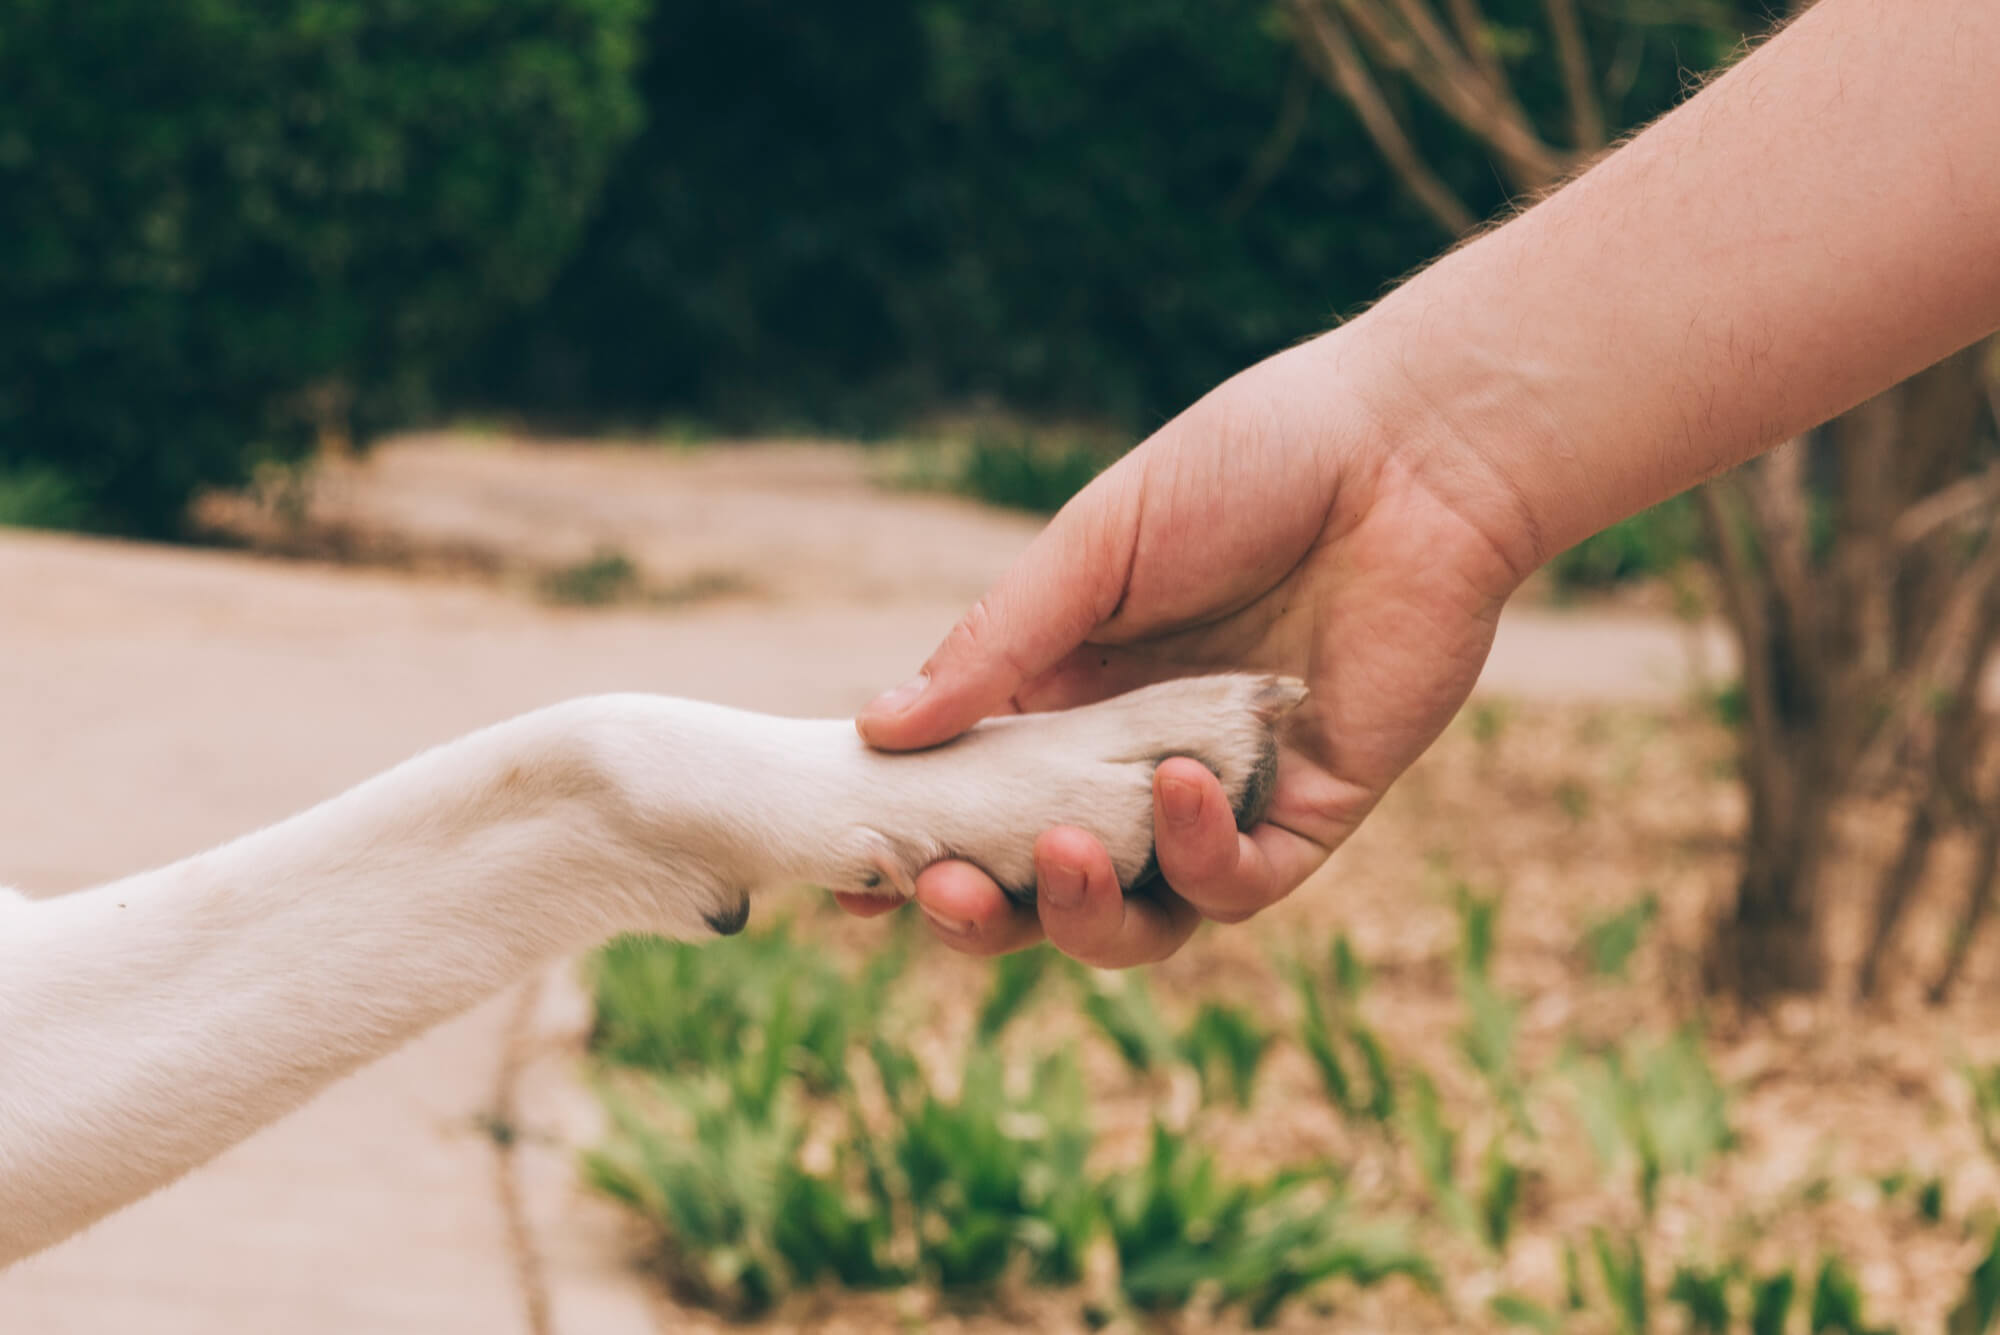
[843, 673, 1306, 905]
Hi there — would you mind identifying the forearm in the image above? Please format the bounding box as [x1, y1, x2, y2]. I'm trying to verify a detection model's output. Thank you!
[1349, 0, 2000, 569]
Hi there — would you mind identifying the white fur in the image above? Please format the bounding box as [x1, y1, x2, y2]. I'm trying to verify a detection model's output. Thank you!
[0, 673, 1299, 1267]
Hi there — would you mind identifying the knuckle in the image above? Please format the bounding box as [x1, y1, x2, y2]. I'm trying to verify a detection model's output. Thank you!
[1159, 836, 1238, 889]
[1071, 943, 1142, 970]
[1048, 917, 1120, 964]
[1133, 928, 1196, 966]
[938, 596, 1034, 687]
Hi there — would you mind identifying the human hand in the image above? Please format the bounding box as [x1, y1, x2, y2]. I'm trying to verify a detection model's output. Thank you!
[838, 329, 1534, 965]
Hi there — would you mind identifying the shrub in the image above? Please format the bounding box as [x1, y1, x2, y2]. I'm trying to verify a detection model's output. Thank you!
[586, 927, 1424, 1326]
[467, 0, 1454, 434]
[589, 927, 902, 1096]
[0, 0, 644, 534]
[1107, 1124, 1433, 1325]
[0, 466, 88, 531]
[956, 432, 1115, 514]
[1548, 494, 1707, 593]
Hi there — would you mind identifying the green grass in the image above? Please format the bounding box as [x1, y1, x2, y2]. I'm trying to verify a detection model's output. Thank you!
[536, 548, 750, 608]
[583, 898, 2000, 1330]
[585, 931, 1421, 1326]
[538, 548, 642, 605]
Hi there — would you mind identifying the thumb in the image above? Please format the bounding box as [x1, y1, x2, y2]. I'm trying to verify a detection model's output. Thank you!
[857, 470, 1138, 751]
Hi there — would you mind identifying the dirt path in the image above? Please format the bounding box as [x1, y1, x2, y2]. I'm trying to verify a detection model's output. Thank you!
[195, 432, 1050, 606]
[0, 435, 1730, 1333]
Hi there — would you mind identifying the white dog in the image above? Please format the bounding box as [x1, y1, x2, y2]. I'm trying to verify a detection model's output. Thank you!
[0, 673, 1301, 1266]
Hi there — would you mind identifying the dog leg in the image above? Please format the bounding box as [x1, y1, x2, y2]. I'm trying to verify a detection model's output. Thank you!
[0, 674, 1300, 1265]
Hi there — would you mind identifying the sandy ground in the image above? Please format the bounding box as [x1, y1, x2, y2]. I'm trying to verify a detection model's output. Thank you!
[0, 435, 1738, 1333]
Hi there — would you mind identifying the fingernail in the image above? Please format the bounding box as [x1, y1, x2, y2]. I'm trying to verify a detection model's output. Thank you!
[867, 672, 929, 717]
[1161, 775, 1203, 830]
[1043, 860, 1087, 911]
[920, 904, 974, 937]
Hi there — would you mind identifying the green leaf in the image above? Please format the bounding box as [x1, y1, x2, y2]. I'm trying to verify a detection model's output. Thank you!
[976, 946, 1051, 1041]
[1581, 894, 1659, 979]
[1752, 1270, 1798, 1335]
[1491, 1293, 1563, 1333]
[1592, 1229, 1648, 1335]
[1180, 1001, 1273, 1109]
[1564, 1240, 1588, 1311]
[1668, 1262, 1734, 1334]
[1478, 1138, 1522, 1253]
[1454, 883, 1500, 981]
[1810, 1254, 1889, 1334]
[1947, 1226, 2000, 1335]
[1400, 1073, 1478, 1239]
[1081, 971, 1177, 1075]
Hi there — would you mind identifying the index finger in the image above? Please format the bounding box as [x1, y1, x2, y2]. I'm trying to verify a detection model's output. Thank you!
[855, 463, 1141, 752]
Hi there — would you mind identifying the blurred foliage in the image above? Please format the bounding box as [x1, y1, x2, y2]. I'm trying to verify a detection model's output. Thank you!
[1108, 1125, 1435, 1325]
[888, 1045, 1098, 1292]
[465, 0, 1476, 435]
[1581, 893, 1661, 979]
[1549, 494, 1708, 594]
[1565, 1029, 1734, 1216]
[469, 0, 1753, 437]
[0, 465, 89, 531]
[590, 924, 903, 1095]
[957, 432, 1116, 514]
[879, 427, 1120, 514]
[587, 891, 2000, 1330]
[3, 0, 1760, 535]
[590, 933, 1422, 1325]
[0, 0, 644, 534]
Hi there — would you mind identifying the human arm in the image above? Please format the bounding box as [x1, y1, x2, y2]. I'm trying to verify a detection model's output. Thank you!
[847, 0, 2000, 964]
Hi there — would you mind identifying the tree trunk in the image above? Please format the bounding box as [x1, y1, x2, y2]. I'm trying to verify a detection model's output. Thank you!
[1710, 729, 1829, 997]
[1856, 798, 1938, 999]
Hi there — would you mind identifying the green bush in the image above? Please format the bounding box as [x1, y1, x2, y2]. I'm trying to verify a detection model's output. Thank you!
[586, 929, 1423, 1325]
[467, 0, 1458, 434]
[957, 432, 1116, 514]
[1549, 493, 1707, 593]
[1108, 1125, 1433, 1325]
[885, 1045, 1099, 1292]
[467, 0, 1752, 437]
[0, 0, 644, 534]
[588, 914, 2000, 1330]
[0, 466, 88, 531]
[589, 926, 902, 1095]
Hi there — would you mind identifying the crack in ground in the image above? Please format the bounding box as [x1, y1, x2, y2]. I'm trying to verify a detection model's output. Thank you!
[490, 976, 554, 1335]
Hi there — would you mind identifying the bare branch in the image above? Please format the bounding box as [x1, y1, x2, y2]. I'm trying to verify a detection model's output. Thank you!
[1290, 2, 1479, 234]
[1929, 806, 2000, 1004]
[1331, 0, 1567, 189]
[1853, 527, 2000, 790]
[1828, 396, 1900, 704]
[1225, 62, 1313, 221]
[1444, 0, 1510, 97]
[1891, 465, 2000, 549]
[1696, 477, 1785, 777]
[1745, 442, 1817, 657]
[1856, 796, 1937, 999]
[1541, 0, 1606, 149]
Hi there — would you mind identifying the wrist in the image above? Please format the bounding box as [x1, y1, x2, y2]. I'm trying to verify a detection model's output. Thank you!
[1299, 310, 1560, 598]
